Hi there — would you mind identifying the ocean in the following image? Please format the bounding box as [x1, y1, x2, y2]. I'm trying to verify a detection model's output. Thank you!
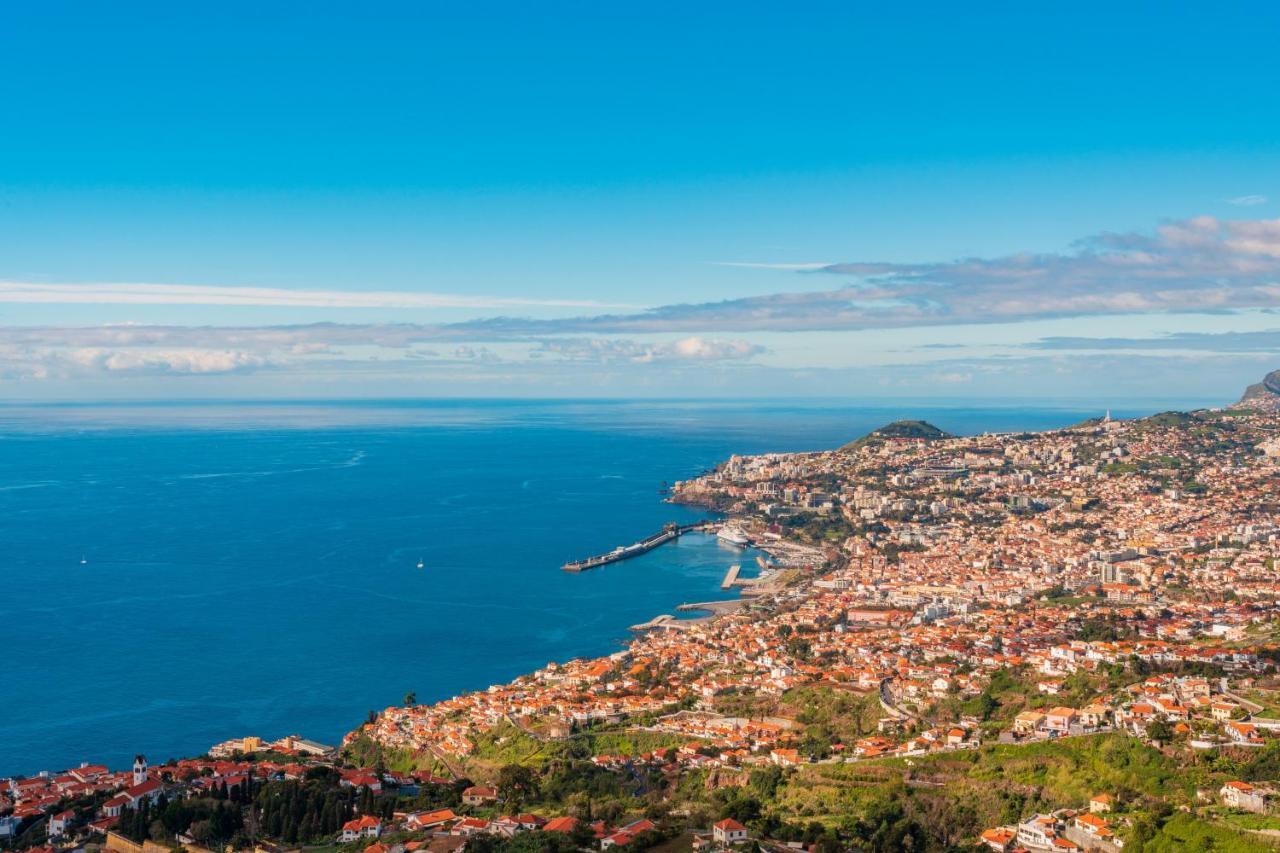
[0, 398, 1208, 775]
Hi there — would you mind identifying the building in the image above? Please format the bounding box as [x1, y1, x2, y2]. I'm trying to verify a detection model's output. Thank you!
[340, 816, 383, 842]
[1221, 781, 1271, 813]
[461, 785, 497, 806]
[712, 818, 749, 846]
[979, 827, 1016, 851]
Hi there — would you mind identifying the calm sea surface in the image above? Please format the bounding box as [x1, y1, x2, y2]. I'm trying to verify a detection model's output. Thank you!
[0, 398, 1209, 774]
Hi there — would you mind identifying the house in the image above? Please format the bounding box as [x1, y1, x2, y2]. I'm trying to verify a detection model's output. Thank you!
[461, 785, 497, 806]
[450, 818, 490, 837]
[713, 818, 749, 846]
[601, 830, 635, 849]
[979, 827, 1016, 851]
[1221, 781, 1271, 813]
[1073, 812, 1115, 842]
[405, 809, 457, 831]
[341, 772, 383, 792]
[1089, 793, 1113, 813]
[513, 814, 547, 832]
[47, 810, 74, 838]
[770, 748, 801, 766]
[341, 816, 383, 842]
[543, 816, 579, 834]
[601, 820, 657, 849]
[1043, 707, 1077, 735]
[69, 765, 110, 784]
[1212, 702, 1241, 722]
[1226, 721, 1265, 746]
[1016, 814, 1063, 850]
[1079, 704, 1111, 729]
[487, 817, 524, 838]
[1014, 711, 1045, 735]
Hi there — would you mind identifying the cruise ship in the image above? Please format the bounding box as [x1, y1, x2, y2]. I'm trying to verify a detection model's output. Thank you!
[717, 525, 749, 546]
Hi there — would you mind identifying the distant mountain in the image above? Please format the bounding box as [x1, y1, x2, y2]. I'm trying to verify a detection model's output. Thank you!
[1237, 369, 1280, 412]
[840, 419, 952, 451]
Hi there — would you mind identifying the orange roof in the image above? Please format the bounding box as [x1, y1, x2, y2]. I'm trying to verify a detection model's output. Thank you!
[544, 817, 579, 833]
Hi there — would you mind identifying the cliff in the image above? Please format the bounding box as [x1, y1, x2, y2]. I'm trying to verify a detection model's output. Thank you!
[1238, 369, 1280, 411]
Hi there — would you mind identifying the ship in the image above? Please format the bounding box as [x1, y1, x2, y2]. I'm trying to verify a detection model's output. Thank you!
[562, 523, 681, 571]
[717, 526, 749, 546]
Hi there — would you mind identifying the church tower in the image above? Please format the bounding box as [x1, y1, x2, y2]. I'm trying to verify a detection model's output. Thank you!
[133, 754, 147, 786]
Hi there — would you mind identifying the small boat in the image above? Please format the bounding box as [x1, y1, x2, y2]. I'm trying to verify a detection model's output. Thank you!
[416, 558, 425, 569]
[80, 555, 87, 565]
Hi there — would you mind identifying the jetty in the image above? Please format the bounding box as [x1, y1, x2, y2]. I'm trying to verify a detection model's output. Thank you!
[562, 521, 705, 572]
[720, 564, 742, 589]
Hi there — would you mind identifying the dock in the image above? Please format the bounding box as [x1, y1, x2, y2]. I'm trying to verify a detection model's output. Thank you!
[562, 522, 705, 572]
[721, 564, 742, 589]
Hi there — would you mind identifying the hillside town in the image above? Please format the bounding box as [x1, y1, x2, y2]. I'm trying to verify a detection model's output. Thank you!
[8, 390, 1280, 852]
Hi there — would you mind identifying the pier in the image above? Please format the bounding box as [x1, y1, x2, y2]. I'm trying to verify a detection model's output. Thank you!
[562, 521, 706, 572]
[720, 564, 742, 589]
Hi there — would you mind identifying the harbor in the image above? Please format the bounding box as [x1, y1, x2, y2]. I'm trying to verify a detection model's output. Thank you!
[561, 521, 709, 571]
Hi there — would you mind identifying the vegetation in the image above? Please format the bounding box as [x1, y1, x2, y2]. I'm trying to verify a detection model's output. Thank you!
[840, 420, 952, 452]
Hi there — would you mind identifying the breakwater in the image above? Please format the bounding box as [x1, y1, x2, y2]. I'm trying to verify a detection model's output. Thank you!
[562, 522, 707, 571]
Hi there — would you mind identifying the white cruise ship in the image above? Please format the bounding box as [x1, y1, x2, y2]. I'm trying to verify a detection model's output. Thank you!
[717, 525, 749, 546]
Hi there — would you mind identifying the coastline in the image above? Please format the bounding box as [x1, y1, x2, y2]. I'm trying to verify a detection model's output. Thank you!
[4, 400, 1180, 776]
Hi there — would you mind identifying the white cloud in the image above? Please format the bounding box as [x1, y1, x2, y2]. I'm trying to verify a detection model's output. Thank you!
[0, 281, 632, 310]
[67, 348, 268, 374]
[451, 215, 1280, 335]
[1228, 195, 1268, 207]
[538, 336, 765, 363]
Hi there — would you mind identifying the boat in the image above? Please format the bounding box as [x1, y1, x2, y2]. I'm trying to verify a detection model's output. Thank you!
[416, 558, 425, 569]
[717, 526, 749, 546]
[80, 555, 87, 565]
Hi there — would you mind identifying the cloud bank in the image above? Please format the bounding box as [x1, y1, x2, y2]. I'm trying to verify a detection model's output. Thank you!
[0, 281, 628, 310]
[538, 336, 765, 363]
[444, 215, 1280, 336]
[1, 215, 1277, 399]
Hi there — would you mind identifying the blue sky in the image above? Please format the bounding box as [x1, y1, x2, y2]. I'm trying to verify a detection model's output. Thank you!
[1, 2, 1278, 401]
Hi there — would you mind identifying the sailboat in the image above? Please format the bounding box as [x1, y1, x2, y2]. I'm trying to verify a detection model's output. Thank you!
[80, 555, 87, 565]
[416, 558, 425, 569]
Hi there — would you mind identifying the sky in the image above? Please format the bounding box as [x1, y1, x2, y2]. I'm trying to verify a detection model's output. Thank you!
[1, 2, 1279, 403]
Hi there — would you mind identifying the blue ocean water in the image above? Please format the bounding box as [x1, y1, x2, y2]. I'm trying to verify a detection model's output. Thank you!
[0, 398, 1205, 775]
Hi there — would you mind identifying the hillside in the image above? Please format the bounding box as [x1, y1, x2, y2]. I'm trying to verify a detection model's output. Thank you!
[1238, 369, 1280, 412]
[840, 419, 952, 451]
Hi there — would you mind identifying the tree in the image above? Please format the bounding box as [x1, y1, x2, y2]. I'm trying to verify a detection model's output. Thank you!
[404, 691, 417, 706]
[497, 764, 539, 806]
[1146, 719, 1174, 743]
[962, 690, 999, 721]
